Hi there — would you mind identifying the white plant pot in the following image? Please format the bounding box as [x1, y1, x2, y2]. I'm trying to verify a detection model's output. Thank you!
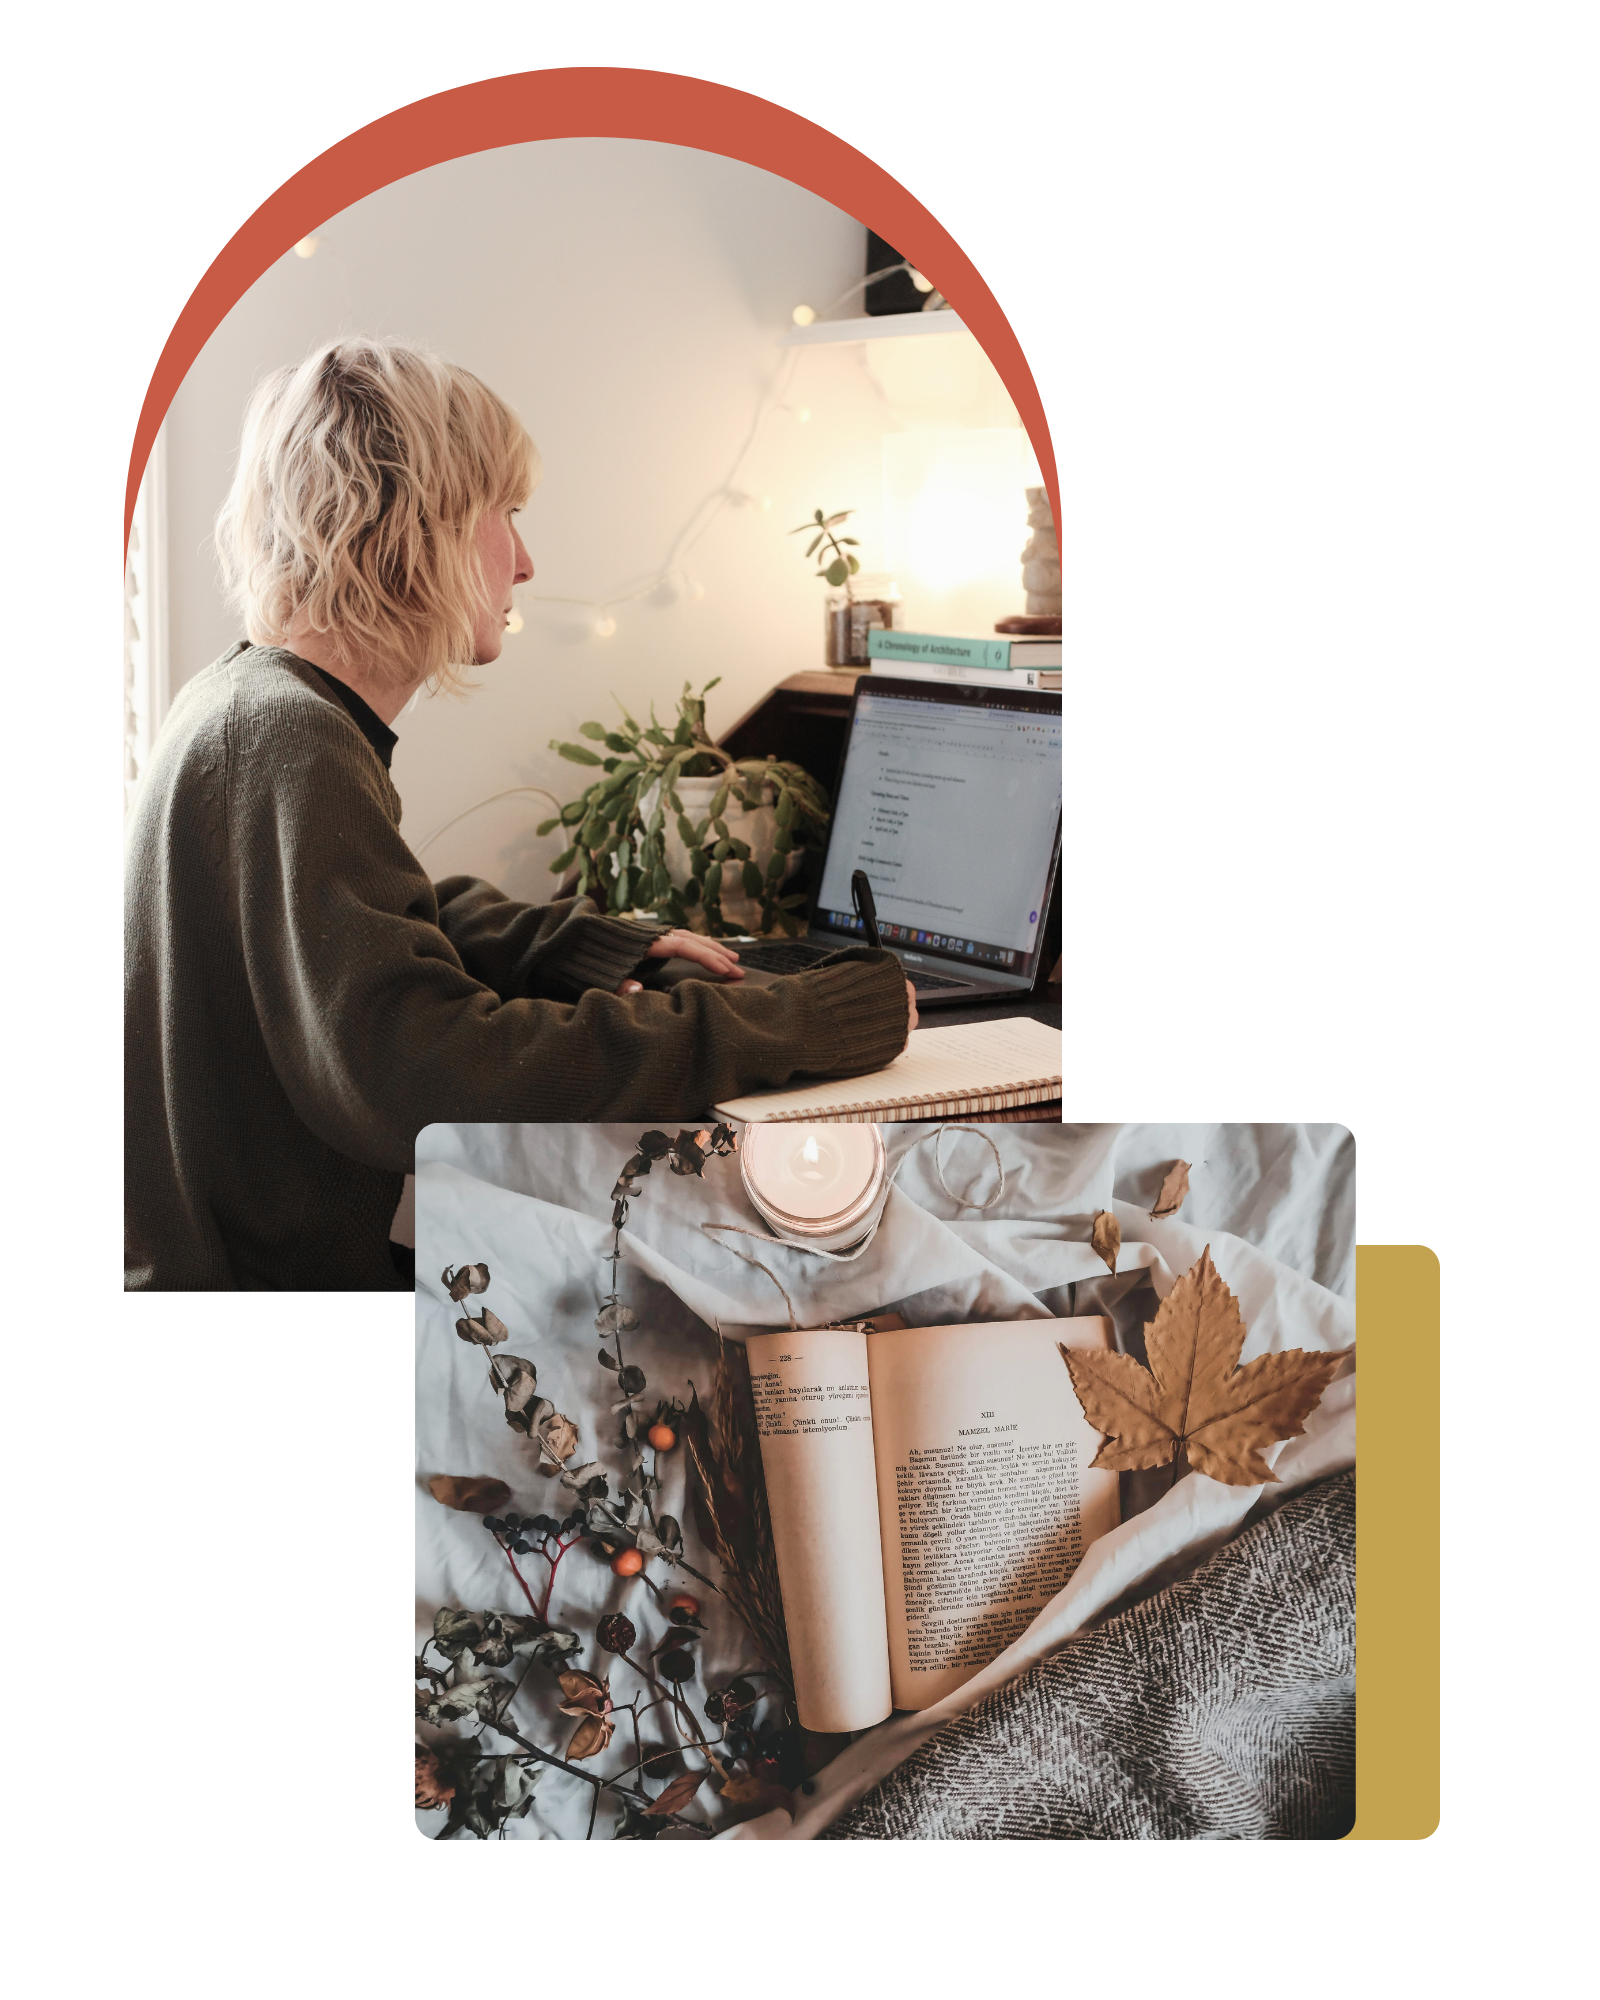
[646, 771, 802, 934]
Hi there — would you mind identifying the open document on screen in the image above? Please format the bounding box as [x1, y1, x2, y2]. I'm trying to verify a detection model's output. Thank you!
[816, 692, 1062, 955]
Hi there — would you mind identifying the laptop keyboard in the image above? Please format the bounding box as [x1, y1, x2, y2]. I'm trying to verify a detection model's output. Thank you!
[737, 941, 973, 993]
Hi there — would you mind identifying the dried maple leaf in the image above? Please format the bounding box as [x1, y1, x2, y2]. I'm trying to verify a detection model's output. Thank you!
[427, 1475, 512, 1516]
[1150, 1161, 1191, 1218]
[1057, 1245, 1347, 1487]
[1090, 1210, 1121, 1276]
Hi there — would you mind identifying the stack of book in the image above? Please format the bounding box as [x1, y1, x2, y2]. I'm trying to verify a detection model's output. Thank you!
[866, 628, 1061, 689]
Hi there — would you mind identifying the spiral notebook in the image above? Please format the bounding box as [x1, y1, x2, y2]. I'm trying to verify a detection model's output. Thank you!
[714, 1016, 1063, 1125]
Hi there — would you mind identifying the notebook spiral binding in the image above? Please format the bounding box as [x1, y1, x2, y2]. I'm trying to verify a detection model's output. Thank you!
[758, 1078, 1059, 1123]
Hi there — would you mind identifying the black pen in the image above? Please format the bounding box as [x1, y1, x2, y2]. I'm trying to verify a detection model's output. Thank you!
[851, 868, 883, 949]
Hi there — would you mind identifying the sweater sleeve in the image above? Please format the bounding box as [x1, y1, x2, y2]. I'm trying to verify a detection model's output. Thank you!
[431, 875, 661, 1000]
[230, 706, 911, 1168]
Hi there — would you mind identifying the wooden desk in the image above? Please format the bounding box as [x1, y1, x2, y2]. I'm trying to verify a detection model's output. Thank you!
[718, 669, 864, 793]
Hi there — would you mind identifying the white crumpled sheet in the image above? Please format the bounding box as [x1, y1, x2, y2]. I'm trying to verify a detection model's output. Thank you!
[415, 1123, 1354, 1841]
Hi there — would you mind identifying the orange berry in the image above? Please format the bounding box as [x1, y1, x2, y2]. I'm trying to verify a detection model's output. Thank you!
[647, 1423, 677, 1451]
[668, 1593, 700, 1617]
[611, 1548, 644, 1577]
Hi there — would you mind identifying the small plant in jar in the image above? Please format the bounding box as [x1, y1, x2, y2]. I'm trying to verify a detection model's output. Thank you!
[790, 507, 900, 666]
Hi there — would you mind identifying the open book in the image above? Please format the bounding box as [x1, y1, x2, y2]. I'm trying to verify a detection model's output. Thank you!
[743, 1317, 1119, 1733]
[714, 1016, 1063, 1125]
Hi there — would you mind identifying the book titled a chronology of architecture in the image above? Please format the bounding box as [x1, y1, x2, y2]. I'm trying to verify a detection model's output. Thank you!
[742, 1318, 1120, 1732]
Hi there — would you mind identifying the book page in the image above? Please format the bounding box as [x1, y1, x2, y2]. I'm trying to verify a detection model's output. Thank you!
[715, 1015, 1062, 1124]
[866, 1318, 1120, 1711]
[744, 1328, 892, 1734]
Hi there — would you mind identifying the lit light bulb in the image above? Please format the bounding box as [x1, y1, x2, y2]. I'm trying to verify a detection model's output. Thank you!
[504, 607, 523, 634]
[793, 406, 811, 424]
[791, 304, 816, 326]
[908, 267, 933, 293]
[595, 611, 616, 638]
[685, 578, 706, 602]
[758, 495, 773, 512]
[293, 236, 319, 259]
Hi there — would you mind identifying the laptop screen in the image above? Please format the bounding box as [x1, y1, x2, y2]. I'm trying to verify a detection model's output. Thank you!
[812, 681, 1062, 980]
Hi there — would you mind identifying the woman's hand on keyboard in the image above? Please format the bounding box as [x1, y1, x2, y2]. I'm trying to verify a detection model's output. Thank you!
[616, 930, 744, 994]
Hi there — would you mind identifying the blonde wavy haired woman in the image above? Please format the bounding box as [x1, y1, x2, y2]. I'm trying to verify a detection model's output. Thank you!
[124, 339, 914, 1291]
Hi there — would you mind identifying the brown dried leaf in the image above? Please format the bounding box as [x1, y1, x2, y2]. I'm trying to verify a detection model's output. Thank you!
[426, 1475, 512, 1516]
[1090, 1210, 1121, 1276]
[716, 1775, 795, 1826]
[1059, 1245, 1348, 1487]
[645, 1767, 707, 1817]
[538, 1412, 581, 1469]
[1150, 1161, 1191, 1218]
[565, 1712, 615, 1760]
[495, 1356, 541, 1421]
[456, 1307, 509, 1345]
[442, 1262, 491, 1302]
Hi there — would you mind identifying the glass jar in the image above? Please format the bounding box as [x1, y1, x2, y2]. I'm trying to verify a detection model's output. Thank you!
[823, 573, 901, 667]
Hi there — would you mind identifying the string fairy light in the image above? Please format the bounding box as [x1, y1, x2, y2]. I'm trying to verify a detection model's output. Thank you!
[511, 261, 934, 643]
[787, 258, 935, 330]
[516, 340, 812, 644]
[426, 254, 949, 862]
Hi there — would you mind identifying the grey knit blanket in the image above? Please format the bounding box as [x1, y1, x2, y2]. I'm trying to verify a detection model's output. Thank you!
[827, 1471, 1355, 1840]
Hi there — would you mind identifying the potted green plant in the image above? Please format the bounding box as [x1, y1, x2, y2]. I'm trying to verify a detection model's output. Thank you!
[541, 680, 831, 937]
[790, 507, 900, 667]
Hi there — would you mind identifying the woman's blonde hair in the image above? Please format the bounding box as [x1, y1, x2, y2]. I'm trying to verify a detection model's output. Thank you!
[216, 338, 540, 694]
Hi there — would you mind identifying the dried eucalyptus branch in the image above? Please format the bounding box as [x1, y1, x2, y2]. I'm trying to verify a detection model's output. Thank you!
[420, 1129, 813, 1839]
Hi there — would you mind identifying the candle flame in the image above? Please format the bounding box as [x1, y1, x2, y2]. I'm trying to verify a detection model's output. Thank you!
[802, 1133, 821, 1165]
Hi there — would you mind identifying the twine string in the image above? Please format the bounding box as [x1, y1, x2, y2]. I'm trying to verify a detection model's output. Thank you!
[930, 1125, 1006, 1211]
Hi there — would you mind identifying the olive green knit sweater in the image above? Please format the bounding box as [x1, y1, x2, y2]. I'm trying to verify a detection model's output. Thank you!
[124, 647, 911, 1292]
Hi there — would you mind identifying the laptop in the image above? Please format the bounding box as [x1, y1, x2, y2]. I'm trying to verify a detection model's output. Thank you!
[732, 676, 1062, 1008]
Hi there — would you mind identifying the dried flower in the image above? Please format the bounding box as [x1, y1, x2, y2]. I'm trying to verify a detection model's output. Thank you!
[557, 1669, 616, 1759]
[415, 1747, 456, 1810]
[442, 1262, 491, 1302]
[596, 1613, 637, 1654]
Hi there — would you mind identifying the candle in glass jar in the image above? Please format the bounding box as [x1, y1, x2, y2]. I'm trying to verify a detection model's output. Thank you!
[740, 1123, 888, 1249]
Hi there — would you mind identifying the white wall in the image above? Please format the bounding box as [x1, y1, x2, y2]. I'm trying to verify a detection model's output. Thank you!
[164, 138, 1023, 899]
